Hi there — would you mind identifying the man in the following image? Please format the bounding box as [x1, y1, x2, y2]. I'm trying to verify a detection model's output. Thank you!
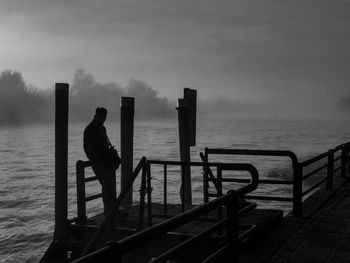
[83, 107, 117, 223]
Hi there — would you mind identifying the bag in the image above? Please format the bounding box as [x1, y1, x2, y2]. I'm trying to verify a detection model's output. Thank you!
[107, 146, 121, 170]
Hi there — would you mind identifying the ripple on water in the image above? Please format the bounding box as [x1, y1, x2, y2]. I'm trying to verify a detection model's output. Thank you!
[0, 232, 53, 263]
[0, 199, 35, 209]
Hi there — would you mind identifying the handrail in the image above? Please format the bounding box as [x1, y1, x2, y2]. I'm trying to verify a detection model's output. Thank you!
[204, 144, 350, 217]
[205, 148, 298, 164]
[76, 160, 103, 223]
[81, 157, 147, 256]
[146, 159, 259, 220]
[117, 163, 258, 253]
[205, 147, 302, 216]
[200, 152, 219, 190]
[300, 151, 328, 167]
[73, 162, 259, 262]
[300, 144, 346, 197]
[72, 192, 239, 263]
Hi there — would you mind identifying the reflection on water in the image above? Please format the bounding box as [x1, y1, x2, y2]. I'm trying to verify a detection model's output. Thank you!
[1, 118, 350, 262]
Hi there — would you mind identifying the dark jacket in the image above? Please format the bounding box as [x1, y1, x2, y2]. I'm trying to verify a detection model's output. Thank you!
[83, 120, 110, 165]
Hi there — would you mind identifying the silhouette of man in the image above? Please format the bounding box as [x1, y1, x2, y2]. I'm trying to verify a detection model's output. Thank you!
[83, 107, 117, 222]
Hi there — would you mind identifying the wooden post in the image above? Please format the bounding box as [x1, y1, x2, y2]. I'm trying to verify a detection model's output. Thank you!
[120, 97, 134, 208]
[54, 83, 69, 237]
[184, 88, 197, 146]
[327, 150, 334, 189]
[177, 98, 192, 207]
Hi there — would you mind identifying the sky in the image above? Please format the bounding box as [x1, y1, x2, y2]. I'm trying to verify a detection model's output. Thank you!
[1, 0, 350, 119]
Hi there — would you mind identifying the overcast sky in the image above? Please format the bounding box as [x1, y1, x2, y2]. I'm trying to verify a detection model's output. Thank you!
[1, 0, 350, 119]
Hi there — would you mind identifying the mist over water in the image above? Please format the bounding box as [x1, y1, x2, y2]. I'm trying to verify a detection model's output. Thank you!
[1, 118, 350, 262]
[2, 68, 345, 128]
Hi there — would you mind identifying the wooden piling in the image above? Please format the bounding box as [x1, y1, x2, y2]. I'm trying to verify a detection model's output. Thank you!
[120, 97, 134, 208]
[184, 88, 197, 147]
[54, 83, 69, 237]
[177, 98, 192, 207]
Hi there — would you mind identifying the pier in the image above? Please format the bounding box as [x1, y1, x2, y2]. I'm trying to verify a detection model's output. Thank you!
[40, 83, 350, 262]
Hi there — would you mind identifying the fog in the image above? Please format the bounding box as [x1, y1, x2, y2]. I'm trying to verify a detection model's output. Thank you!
[1, 69, 348, 126]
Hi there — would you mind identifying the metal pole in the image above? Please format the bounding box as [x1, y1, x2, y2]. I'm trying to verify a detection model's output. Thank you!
[137, 166, 147, 231]
[76, 160, 87, 224]
[164, 164, 167, 218]
[177, 98, 192, 207]
[147, 162, 153, 227]
[120, 97, 134, 208]
[217, 167, 223, 221]
[293, 162, 303, 217]
[341, 146, 347, 178]
[327, 150, 334, 189]
[226, 191, 238, 263]
[54, 83, 69, 237]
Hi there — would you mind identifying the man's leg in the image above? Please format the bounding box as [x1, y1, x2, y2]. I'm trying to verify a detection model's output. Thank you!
[92, 166, 116, 219]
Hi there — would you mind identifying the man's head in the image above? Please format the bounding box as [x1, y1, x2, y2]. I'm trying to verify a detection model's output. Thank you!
[94, 107, 107, 124]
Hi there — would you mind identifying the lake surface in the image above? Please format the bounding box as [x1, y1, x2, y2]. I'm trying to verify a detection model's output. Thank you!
[1, 117, 350, 262]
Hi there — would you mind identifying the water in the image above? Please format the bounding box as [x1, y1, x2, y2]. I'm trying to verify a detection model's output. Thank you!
[1, 117, 350, 262]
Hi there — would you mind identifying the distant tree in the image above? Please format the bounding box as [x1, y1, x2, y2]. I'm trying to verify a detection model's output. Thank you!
[0, 70, 51, 125]
[71, 68, 95, 95]
[0, 68, 176, 125]
[0, 70, 27, 125]
[70, 69, 124, 122]
[124, 79, 175, 119]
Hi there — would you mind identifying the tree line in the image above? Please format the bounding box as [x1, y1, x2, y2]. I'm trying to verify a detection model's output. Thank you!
[0, 69, 175, 125]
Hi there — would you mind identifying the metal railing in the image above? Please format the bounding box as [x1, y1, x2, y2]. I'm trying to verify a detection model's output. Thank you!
[145, 160, 260, 225]
[72, 163, 259, 263]
[76, 160, 95, 223]
[204, 142, 350, 217]
[300, 143, 347, 196]
[76, 142, 350, 224]
[81, 157, 148, 256]
[76, 158, 149, 224]
[204, 148, 300, 216]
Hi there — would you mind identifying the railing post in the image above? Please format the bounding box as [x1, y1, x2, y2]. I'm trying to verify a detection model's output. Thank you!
[164, 164, 167, 218]
[217, 166, 223, 221]
[76, 161, 87, 224]
[226, 191, 239, 263]
[327, 150, 334, 189]
[146, 162, 153, 227]
[293, 162, 303, 217]
[137, 165, 147, 231]
[203, 150, 209, 203]
[341, 145, 347, 178]
[109, 242, 122, 263]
